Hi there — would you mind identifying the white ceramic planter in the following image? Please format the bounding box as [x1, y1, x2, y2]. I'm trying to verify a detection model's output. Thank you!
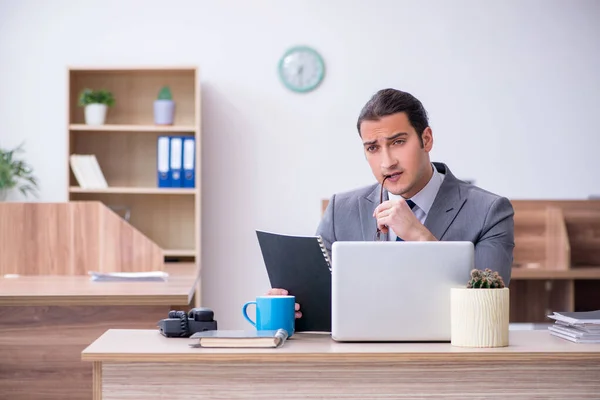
[154, 100, 175, 125]
[450, 287, 510, 347]
[84, 104, 108, 125]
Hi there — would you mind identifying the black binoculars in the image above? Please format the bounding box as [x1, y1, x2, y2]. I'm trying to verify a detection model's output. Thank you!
[157, 307, 218, 338]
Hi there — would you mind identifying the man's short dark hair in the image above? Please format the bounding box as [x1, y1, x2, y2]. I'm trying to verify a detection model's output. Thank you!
[356, 88, 429, 146]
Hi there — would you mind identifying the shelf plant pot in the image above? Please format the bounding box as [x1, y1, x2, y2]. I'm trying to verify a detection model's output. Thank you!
[153, 86, 175, 125]
[153, 100, 175, 125]
[450, 287, 510, 347]
[84, 104, 108, 125]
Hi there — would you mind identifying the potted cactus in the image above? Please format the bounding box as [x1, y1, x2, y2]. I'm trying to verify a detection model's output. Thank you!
[78, 88, 115, 125]
[450, 268, 510, 348]
[153, 86, 175, 125]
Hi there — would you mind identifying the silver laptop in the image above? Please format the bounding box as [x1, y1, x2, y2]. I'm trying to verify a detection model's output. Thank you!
[331, 241, 474, 342]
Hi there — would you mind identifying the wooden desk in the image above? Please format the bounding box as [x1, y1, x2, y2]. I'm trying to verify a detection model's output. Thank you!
[0, 263, 198, 400]
[82, 329, 600, 399]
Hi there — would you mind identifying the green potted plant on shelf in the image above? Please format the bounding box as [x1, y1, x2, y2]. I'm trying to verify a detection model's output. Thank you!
[450, 268, 510, 348]
[78, 88, 115, 125]
[153, 86, 175, 125]
[0, 143, 39, 201]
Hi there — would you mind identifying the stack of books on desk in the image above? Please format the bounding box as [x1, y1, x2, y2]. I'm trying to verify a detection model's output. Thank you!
[547, 310, 600, 343]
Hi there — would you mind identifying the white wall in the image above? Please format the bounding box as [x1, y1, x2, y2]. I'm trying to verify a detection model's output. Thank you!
[1, 0, 599, 328]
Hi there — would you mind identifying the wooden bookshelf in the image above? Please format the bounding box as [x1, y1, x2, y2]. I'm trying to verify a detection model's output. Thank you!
[509, 200, 600, 323]
[511, 267, 600, 280]
[69, 124, 196, 133]
[67, 67, 201, 279]
[69, 186, 197, 195]
[163, 249, 197, 257]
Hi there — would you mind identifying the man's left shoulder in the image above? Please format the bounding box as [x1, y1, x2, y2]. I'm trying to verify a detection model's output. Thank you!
[463, 182, 510, 206]
[435, 162, 511, 211]
[458, 180, 514, 218]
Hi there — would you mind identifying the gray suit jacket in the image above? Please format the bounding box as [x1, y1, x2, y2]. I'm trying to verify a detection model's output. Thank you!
[316, 162, 515, 285]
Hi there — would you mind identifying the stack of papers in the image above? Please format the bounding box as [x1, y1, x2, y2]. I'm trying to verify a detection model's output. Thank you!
[88, 271, 169, 282]
[547, 310, 600, 343]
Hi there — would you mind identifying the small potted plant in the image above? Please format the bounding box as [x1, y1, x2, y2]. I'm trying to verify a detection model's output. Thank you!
[450, 268, 510, 347]
[78, 88, 115, 125]
[153, 86, 175, 125]
[0, 143, 39, 201]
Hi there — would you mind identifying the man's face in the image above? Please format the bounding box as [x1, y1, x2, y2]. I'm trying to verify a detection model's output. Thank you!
[360, 112, 433, 198]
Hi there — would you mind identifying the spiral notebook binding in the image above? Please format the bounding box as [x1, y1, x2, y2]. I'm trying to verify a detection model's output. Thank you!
[317, 236, 332, 271]
[273, 328, 289, 348]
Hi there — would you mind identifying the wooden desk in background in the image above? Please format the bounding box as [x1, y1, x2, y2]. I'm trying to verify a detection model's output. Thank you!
[82, 329, 600, 400]
[0, 263, 198, 400]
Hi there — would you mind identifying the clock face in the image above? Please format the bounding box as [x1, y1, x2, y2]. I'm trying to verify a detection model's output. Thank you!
[278, 46, 325, 93]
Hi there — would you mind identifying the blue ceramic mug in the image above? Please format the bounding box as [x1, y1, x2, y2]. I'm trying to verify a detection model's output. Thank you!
[242, 295, 295, 337]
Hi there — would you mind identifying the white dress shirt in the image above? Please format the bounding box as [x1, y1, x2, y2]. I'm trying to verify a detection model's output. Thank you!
[387, 163, 445, 241]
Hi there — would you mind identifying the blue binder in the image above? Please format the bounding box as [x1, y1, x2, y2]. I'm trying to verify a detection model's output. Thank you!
[157, 136, 171, 188]
[182, 137, 195, 188]
[169, 136, 183, 187]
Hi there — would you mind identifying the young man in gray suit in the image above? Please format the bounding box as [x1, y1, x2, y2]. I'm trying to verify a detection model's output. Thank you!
[271, 88, 515, 320]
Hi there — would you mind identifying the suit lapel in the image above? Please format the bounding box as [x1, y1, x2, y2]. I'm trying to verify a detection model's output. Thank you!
[424, 163, 466, 240]
[359, 184, 387, 241]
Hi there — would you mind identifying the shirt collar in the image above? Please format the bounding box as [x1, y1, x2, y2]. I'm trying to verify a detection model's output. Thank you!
[388, 163, 445, 215]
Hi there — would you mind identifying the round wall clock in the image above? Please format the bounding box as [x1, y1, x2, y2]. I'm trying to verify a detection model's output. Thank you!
[278, 46, 325, 93]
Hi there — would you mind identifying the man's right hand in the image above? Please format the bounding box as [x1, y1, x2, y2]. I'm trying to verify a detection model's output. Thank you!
[266, 288, 302, 319]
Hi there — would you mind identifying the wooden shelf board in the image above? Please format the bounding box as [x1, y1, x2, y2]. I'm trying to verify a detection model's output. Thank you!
[69, 66, 197, 71]
[69, 124, 196, 133]
[511, 267, 600, 280]
[69, 187, 196, 195]
[163, 249, 196, 257]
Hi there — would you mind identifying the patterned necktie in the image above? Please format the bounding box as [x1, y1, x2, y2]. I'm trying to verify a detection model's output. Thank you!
[396, 199, 416, 241]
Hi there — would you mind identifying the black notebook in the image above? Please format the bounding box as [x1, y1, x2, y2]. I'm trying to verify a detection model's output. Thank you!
[255, 230, 332, 333]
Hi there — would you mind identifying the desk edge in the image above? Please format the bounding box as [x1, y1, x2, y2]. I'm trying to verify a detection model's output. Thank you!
[80, 351, 600, 363]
